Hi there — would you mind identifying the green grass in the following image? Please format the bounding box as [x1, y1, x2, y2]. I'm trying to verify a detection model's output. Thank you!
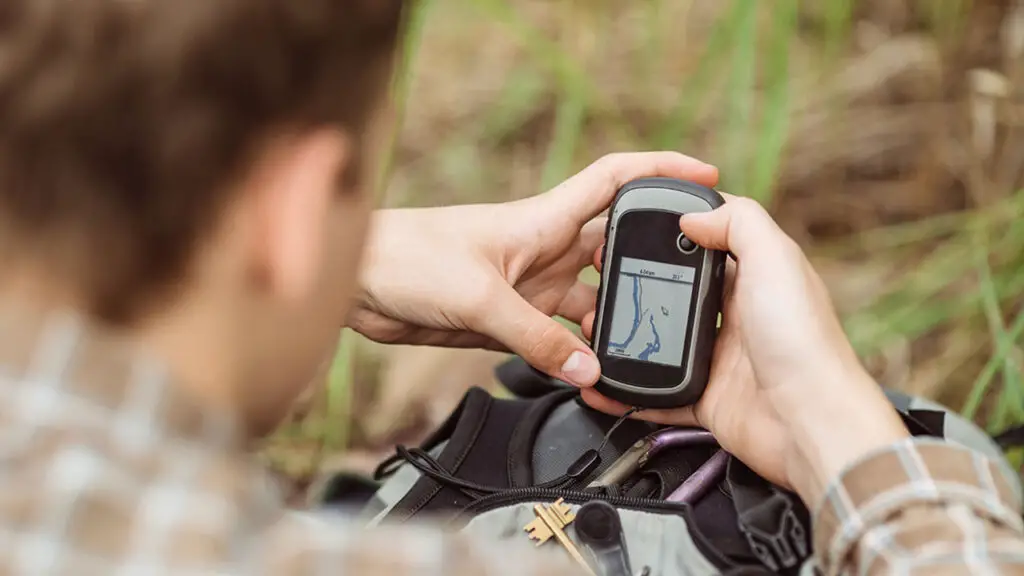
[747, 0, 797, 204]
[291, 0, 1024, 473]
[324, 330, 356, 450]
[655, 2, 740, 151]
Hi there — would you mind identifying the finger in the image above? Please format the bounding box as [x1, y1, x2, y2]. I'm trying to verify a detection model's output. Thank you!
[718, 259, 740, 329]
[577, 217, 607, 266]
[580, 217, 607, 247]
[475, 282, 600, 388]
[593, 244, 604, 272]
[678, 195, 789, 259]
[580, 388, 702, 427]
[422, 332, 510, 352]
[374, 325, 513, 352]
[550, 152, 720, 226]
[556, 281, 598, 325]
[722, 257, 738, 303]
[581, 310, 596, 341]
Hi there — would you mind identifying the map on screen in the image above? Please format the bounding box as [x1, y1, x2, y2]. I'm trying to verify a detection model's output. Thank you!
[606, 257, 695, 367]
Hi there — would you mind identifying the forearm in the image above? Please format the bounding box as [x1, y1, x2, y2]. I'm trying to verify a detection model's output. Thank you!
[779, 367, 912, 507]
[771, 362, 1024, 573]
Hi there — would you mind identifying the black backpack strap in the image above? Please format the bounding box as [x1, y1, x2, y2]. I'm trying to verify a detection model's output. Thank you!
[383, 387, 496, 521]
[373, 386, 486, 480]
[905, 409, 945, 437]
[308, 472, 382, 511]
[495, 356, 573, 398]
[994, 424, 1024, 449]
[381, 388, 542, 522]
[506, 388, 580, 487]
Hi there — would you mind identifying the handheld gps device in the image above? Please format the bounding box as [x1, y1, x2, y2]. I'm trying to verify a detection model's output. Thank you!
[591, 177, 726, 409]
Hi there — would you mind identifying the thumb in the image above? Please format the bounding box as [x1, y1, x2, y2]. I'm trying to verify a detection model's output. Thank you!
[476, 284, 600, 387]
[678, 195, 783, 259]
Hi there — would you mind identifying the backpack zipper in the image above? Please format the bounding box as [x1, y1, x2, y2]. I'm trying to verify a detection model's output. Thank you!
[446, 486, 688, 527]
[443, 485, 752, 573]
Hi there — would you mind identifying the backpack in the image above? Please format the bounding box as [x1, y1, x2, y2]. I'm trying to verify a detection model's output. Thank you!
[314, 356, 1022, 576]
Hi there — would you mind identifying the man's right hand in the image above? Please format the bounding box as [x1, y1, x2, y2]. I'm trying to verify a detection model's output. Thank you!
[580, 193, 910, 505]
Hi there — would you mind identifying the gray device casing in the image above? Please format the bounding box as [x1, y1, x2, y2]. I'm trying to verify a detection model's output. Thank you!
[591, 178, 726, 408]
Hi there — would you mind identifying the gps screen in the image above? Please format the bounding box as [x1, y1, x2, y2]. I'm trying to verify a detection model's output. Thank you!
[606, 257, 695, 368]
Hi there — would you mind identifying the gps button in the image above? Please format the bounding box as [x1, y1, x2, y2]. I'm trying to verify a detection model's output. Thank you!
[677, 233, 697, 254]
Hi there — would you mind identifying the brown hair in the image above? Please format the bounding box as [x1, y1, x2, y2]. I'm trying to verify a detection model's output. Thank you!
[0, 0, 403, 322]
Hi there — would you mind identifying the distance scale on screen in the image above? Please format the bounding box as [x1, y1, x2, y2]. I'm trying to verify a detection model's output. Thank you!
[606, 257, 695, 367]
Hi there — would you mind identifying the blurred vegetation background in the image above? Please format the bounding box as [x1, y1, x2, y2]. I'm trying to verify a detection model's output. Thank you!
[263, 0, 1024, 497]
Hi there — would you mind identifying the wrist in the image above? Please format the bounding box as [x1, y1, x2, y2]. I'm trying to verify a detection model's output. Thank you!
[779, 368, 910, 506]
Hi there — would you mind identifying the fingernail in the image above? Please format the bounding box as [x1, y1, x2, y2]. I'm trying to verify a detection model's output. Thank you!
[561, 351, 600, 387]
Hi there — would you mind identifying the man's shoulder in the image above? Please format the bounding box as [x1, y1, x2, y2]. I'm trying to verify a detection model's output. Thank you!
[0, 420, 274, 570]
[0, 427, 579, 575]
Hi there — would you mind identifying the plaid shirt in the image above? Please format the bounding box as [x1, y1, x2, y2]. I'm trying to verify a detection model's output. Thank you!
[0, 309, 1022, 575]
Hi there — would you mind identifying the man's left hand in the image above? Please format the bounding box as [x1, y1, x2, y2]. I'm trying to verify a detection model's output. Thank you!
[347, 152, 718, 386]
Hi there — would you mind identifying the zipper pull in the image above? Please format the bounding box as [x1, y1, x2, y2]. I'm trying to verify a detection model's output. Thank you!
[575, 500, 633, 576]
[566, 449, 601, 481]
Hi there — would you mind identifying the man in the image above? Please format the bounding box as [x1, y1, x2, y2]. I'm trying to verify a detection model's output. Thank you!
[0, 0, 1022, 574]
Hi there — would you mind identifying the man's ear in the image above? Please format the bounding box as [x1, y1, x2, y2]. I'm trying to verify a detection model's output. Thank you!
[247, 129, 350, 301]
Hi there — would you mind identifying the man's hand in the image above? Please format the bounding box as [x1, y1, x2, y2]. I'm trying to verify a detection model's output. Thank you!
[580, 194, 910, 504]
[347, 152, 718, 387]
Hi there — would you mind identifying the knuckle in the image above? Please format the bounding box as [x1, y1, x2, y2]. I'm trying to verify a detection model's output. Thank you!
[731, 197, 779, 237]
[783, 236, 808, 261]
[522, 322, 570, 366]
[731, 196, 767, 219]
[781, 234, 802, 253]
[594, 152, 624, 170]
[593, 152, 628, 181]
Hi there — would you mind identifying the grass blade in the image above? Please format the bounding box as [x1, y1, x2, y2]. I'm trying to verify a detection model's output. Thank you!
[816, 191, 1024, 258]
[325, 330, 356, 450]
[821, 0, 853, 67]
[468, 0, 639, 151]
[376, 0, 434, 195]
[468, 0, 590, 105]
[479, 65, 548, 143]
[846, 256, 1024, 355]
[541, 90, 587, 189]
[921, 0, 970, 41]
[962, 310, 1024, 421]
[720, 3, 758, 195]
[748, 0, 797, 204]
[656, 0, 744, 149]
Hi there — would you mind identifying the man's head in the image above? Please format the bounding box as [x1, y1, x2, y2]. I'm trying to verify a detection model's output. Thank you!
[0, 0, 403, 433]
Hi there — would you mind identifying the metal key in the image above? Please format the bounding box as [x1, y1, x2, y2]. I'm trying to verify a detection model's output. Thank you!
[524, 498, 575, 545]
[523, 499, 596, 576]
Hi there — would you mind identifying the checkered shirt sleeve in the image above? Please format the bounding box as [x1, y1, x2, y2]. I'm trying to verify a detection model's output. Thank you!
[813, 437, 1024, 575]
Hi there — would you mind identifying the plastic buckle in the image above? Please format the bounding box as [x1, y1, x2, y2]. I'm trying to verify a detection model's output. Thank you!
[739, 494, 810, 572]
